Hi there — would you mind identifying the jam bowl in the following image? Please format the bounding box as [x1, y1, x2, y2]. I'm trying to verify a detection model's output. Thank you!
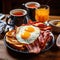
[49, 20, 60, 33]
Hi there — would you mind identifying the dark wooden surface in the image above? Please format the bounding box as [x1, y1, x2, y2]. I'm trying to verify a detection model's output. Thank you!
[2, 0, 60, 15]
[0, 16, 60, 60]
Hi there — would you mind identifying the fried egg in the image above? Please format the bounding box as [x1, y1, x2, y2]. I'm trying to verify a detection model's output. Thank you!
[16, 25, 40, 44]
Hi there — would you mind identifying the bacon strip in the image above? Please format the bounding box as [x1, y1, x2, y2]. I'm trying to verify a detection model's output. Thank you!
[25, 30, 52, 53]
[25, 41, 41, 54]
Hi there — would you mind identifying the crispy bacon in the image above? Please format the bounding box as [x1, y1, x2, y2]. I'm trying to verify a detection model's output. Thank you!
[25, 40, 41, 54]
[25, 30, 52, 53]
[27, 20, 51, 30]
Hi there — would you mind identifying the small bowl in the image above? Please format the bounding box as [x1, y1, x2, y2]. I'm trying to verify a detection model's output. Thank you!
[49, 20, 60, 33]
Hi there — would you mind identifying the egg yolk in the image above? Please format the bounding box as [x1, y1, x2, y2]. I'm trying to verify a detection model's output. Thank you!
[21, 31, 30, 40]
[25, 26, 35, 32]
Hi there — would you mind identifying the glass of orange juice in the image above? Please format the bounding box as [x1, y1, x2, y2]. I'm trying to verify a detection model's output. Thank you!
[35, 5, 49, 23]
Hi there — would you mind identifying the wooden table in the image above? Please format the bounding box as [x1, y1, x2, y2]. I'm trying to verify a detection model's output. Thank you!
[0, 16, 60, 60]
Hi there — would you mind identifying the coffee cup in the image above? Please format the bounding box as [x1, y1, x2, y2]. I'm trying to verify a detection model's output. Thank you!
[24, 2, 40, 21]
[6, 9, 27, 27]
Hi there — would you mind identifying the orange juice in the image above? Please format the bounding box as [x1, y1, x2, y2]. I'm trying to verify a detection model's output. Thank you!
[35, 8, 49, 23]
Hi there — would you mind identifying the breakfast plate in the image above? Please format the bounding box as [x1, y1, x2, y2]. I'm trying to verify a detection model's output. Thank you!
[4, 32, 55, 54]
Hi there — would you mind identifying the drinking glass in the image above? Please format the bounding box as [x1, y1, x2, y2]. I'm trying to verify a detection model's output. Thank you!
[35, 5, 49, 23]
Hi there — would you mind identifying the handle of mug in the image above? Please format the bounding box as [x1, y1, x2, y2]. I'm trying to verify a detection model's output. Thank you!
[22, 3, 27, 10]
[6, 16, 15, 26]
[22, 3, 25, 6]
[6, 16, 11, 25]
[25, 15, 32, 24]
[24, 15, 28, 24]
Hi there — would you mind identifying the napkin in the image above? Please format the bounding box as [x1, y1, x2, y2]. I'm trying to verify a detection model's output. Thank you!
[0, 20, 6, 33]
[0, 20, 14, 33]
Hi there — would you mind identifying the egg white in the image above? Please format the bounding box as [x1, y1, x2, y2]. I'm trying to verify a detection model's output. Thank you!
[16, 25, 40, 44]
